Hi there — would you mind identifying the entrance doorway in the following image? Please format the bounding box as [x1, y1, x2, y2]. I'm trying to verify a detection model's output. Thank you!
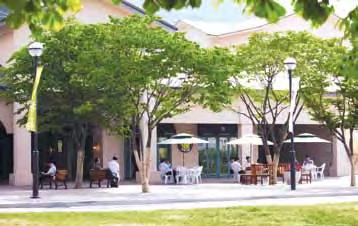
[198, 124, 238, 177]
[0, 122, 13, 183]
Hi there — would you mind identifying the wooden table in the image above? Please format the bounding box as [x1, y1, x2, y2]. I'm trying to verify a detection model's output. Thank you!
[240, 173, 270, 185]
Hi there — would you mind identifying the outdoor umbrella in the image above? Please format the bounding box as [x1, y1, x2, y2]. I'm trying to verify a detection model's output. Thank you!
[227, 134, 273, 161]
[158, 133, 209, 166]
[283, 133, 331, 143]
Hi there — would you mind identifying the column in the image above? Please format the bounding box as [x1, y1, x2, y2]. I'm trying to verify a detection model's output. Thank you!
[10, 103, 32, 186]
[172, 124, 198, 168]
[101, 130, 124, 180]
[239, 124, 254, 165]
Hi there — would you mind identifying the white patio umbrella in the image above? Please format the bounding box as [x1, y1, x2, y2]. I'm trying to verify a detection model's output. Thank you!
[227, 134, 273, 161]
[158, 133, 209, 166]
[283, 133, 331, 143]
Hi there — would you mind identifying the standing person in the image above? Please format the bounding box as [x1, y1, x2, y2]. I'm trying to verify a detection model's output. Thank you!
[108, 156, 120, 187]
[230, 158, 242, 181]
[243, 156, 251, 170]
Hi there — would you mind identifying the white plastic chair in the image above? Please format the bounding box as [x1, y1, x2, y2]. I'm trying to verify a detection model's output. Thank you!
[176, 167, 188, 184]
[190, 166, 203, 184]
[159, 165, 171, 184]
[316, 163, 326, 180]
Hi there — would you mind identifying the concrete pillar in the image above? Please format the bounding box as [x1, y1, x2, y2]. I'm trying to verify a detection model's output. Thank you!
[332, 136, 350, 176]
[172, 124, 198, 168]
[9, 103, 32, 186]
[150, 127, 157, 171]
[239, 124, 254, 165]
[101, 130, 124, 180]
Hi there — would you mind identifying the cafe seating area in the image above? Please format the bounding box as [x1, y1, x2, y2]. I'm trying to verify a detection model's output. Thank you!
[235, 162, 326, 185]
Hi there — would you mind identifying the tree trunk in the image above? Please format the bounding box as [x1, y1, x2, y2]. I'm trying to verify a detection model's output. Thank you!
[142, 177, 150, 193]
[75, 149, 85, 188]
[272, 152, 280, 184]
[264, 145, 272, 164]
[350, 157, 356, 187]
[133, 148, 150, 193]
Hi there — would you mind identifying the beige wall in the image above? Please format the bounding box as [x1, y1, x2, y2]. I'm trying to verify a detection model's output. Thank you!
[238, 124, 255, 165]
[0, 27, 15, 66]
[293, 125, 333, 176]
[101, 130, 125, 180]
[0, 100, 13, 133]
[195, 14, 343, 48]
[9, 103, 32, 186]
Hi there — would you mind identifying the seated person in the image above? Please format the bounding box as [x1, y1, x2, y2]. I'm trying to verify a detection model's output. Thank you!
[159, 159, 176, 183]
[40, 161, 57, 187]
[302, 155, 314, 171]
[108, 156, 120, 187]
[243, 156, 251, 170]
[41, 161, 57, 177]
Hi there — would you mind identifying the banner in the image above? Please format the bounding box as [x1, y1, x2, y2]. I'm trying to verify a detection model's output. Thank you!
[26, 66, 44, 132]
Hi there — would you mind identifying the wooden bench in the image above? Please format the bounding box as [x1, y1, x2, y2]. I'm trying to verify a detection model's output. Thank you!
[55, 170, 68, 189]
[89, 169, 110, 188]
[40, 169, 68, 189]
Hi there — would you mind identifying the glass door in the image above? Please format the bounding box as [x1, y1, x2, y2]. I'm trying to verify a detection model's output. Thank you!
[199, 137, 217, 177]
[219, 137, 239, 177]
[219, 137, 229, 176]
[198, 124, 238, 178]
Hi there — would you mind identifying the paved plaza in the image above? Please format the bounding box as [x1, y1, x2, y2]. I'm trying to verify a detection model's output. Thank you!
[1, 176, 358, 212]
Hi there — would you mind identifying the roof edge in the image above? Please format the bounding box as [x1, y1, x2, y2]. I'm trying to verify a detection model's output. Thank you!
[121, 1, 177, 31]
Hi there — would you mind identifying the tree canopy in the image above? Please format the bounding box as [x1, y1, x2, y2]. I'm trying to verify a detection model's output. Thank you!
[0, 0, 356, 37]
[0, 15, 234, 190]
[301, 43, 357, 186]
[231, 31, 346, 182]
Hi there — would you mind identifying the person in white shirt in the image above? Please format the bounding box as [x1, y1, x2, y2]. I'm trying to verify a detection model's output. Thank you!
[41, 161, 57, 177]
[159, 159, 176, 183]
[231, 158, 242, 173]
[302, 155, 315, 172]
[40, 161, 57, 188]
[243, 156, 251, 170]
[108, 156, 120, 186]
[231, 158, 242, 181]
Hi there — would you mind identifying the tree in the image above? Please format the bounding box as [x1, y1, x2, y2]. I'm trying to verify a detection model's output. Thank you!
[0, 0, 356, 37]
[232, 31, 345, 183]
[301, 50, 357, 186]
[90, 16, 234, 192]
[0, 0, 81, 35]
[0, 21, 112, 188]
[0, 15, 233, 192]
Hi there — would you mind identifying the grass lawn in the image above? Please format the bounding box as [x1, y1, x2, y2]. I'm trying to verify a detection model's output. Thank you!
[1, 203, 358, 226]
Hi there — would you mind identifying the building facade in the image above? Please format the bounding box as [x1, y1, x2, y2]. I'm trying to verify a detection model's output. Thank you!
[0, 0, 356, 186]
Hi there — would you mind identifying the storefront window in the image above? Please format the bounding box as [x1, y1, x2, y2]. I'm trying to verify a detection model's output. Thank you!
[157, 124, 176, 169]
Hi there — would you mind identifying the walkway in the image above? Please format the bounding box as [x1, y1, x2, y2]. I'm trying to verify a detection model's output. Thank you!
[0, 177, 357, 212]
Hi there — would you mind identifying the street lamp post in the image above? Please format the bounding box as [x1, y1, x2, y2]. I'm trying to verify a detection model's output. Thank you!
[284, 57, 297, 191]
[28, 42, 44, 198]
